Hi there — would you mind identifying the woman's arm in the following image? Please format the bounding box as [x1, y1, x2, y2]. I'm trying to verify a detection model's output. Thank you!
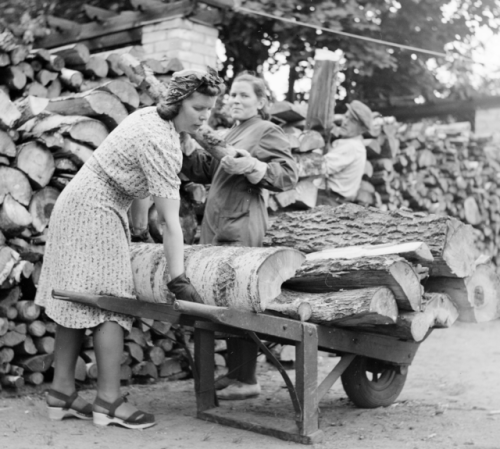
[130, 197, 152, 232]
[153, 196, 184, 279]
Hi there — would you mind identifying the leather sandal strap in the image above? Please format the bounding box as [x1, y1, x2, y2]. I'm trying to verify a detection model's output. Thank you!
[94, 395, 127, 418]
[124, 410, 149, 424]
[48, 389, 78, 410]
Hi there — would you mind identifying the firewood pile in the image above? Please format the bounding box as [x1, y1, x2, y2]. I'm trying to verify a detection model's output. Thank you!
[1, 31, 499, 392]
[0, 35, 203, 390]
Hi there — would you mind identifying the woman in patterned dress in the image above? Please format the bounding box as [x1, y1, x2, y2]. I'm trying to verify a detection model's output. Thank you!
[182, 72, 298, 400]
[34, 68, 225, 429]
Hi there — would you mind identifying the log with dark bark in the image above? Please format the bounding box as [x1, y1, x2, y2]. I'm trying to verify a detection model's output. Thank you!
[426, 262, 500, 323]
[265, 203, 477, 278]
[267, 287, 398, 326]
[284, 255, 423, 311]
[130, 243, 305, 312]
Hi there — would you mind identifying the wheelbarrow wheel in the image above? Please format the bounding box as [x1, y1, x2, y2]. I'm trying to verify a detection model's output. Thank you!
[341, 356, 407, 408]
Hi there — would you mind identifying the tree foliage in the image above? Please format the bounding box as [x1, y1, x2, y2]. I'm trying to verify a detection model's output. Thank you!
[1, 0, 499, 107]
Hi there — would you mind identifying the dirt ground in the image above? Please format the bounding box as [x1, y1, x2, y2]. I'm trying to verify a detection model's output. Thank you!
[1, 320, 499, 449]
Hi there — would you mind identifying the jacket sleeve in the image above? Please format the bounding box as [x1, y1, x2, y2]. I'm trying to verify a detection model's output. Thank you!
[181, 149, 217, 184]
[252, 125, 299, 193]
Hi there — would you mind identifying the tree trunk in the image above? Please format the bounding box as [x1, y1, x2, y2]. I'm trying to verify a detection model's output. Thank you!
[267, 287, 398, 327]
[130, 243, 305, 312]
[285, 255, 422, 311]
[45, 90, 128, 129]
[426, 262, 500, 323]
[264, 203, 476, 278]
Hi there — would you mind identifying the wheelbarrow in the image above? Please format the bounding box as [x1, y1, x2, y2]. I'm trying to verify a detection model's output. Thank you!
[53, 290, 428, 445]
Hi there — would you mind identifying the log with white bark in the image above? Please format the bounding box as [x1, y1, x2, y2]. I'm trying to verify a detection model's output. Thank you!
[53, 44, 90, 66]
[0, 89, 21, 129]
[425, 262, 500, 323]
[421, 292, 459, 328]
[82, 79, 140, 111]
[284, 255, 423, 311]
[51, 137, 95, 166]
[0, 166, 32, 206]
[13, 96, 49, 128]
[45, 90, 128, 129]
[130, 243, 305, 312]
[20, 114, 108, 149]
[306, 241, 434, 265]
[13, 141, 56, 189]
[0, 195, 32, 236]
[59, 68, 83, 90]
[0, 129, 16, 157]
[265, 203, 477, 278]
[267, 287, 398, 326]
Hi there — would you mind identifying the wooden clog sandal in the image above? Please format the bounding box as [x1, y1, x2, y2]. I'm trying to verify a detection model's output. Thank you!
[47, 389, 93, 420]
[93, 395, 156, 430]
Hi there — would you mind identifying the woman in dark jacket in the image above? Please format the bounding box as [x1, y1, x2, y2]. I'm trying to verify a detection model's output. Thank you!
[182, 72, 299, 399]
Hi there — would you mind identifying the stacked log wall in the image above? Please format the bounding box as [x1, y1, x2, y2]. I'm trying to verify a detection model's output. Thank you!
[0, 35, 213, 390]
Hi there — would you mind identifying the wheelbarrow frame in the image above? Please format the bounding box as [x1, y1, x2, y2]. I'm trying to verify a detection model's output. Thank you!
[53, 290, 425, 445]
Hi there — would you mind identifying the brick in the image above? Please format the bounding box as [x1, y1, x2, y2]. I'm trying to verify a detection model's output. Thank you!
[192, 22, 219, 38]
[142, 30, 171, 45]
[190, 42, 217, 58]
[154, 38, 192, 53]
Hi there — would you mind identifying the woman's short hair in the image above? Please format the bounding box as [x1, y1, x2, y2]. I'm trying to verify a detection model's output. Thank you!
[232, 72, 271, 120]
[157, 76, 225, 121]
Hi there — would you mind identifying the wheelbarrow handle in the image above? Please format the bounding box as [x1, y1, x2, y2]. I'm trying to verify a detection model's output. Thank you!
[174, 300, 228, 322]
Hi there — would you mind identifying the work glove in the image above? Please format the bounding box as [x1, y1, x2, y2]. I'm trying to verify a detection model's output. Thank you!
[167, 273, 203, 303]
[220, 149, 268, 184]
[131, 227, 155, 243]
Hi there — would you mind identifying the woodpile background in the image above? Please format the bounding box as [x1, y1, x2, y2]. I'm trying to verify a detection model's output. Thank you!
[1, 31, 499, 392]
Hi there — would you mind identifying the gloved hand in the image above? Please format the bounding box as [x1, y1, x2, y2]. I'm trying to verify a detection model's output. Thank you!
[167, 273, 203, 303]
[221, 149, 268, 183]
[131, 227, 155, 243]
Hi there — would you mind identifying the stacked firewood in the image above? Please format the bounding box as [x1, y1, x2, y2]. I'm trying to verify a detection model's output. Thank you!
[0, 37, 204, 389]
[263, 203, 500, 335]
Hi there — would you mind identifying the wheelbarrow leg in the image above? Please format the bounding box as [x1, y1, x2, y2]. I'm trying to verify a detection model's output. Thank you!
[194, 327, 217, 412]
[295, 323, 323, 442]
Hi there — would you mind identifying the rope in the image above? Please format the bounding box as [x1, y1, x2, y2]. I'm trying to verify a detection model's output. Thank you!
[233, 5, 480, 65]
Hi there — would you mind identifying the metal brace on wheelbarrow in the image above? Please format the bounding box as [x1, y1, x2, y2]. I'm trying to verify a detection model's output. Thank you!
[53, 290, 424, 445]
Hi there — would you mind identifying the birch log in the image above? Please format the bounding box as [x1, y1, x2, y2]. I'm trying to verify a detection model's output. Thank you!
[267, 287, 398, 326]
[425, 262, 500, 323]
[284, 255, 423, 311]
[130, 243, 305, 312]
[264, 203, 477, 278]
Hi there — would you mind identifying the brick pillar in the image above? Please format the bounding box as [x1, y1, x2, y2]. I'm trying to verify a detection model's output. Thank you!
[142, 17, 218, 72]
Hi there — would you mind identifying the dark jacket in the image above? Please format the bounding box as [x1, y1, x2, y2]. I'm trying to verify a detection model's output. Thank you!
[182, 116, 298, 246]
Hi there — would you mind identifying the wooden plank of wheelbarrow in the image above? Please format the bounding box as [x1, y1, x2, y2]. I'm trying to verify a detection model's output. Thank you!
[198, 407, 324, 445]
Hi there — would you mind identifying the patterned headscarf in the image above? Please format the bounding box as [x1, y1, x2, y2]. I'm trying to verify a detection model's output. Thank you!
[164, 66, 224, 105]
